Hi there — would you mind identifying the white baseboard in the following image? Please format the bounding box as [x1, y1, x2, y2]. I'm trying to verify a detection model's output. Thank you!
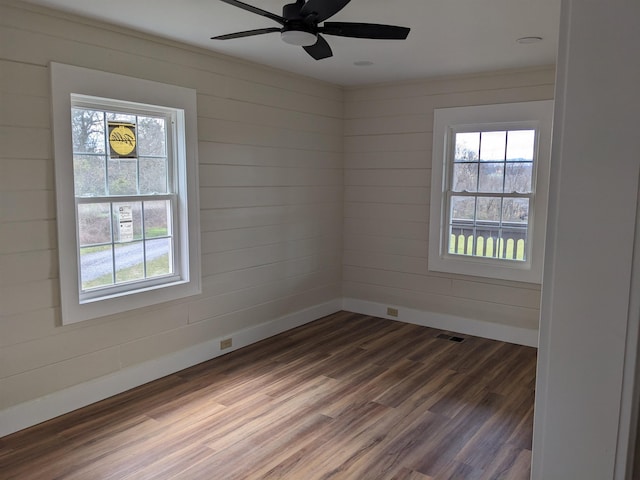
[0, 299, 342, 438]
[342, 298, 539, 348]
[0, 297, 537, 437]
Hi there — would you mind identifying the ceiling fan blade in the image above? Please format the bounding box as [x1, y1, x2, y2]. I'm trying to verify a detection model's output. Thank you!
[218, 0, 285, 25]
[303, 35, 333, 60]
[211, 27, 281, 40]
[321, 22, 410, 40]
[300, 0, 351, 23]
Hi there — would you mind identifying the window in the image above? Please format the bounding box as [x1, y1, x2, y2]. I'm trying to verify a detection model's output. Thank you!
[429, 101, 553, 283]
[72, 100, 177, 297]
[51, 63, 201, 324]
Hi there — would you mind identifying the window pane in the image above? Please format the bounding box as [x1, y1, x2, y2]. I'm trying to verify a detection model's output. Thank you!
[138, 117, 166, 156]
[502, 198, 530, 224]
[72, 109, 105, 154]
[113, 202, 143, 242]
[144, 200, 171, 238]
[452, 163, 478, 192]
[450, 196, 476, 221]
[448, 226, 474, 255]
[139, 158, 168, 194]
[501, 227, 528, 260]
[78, 203, 112, 246]
[478, 163, 505, 193]
[505, 163, 533, 193]
[108, 158, 138, 195]
[476, 197, 502, 222]
[480, 131, 506, 161]
[507, 130, 535, 161]
[474, 227, 501, 258]
[73, 155, 106, 197]
[106, 112, 136, 123]
[146, 238, 173, 278]
[80, 245, 113, 290]
[455, 132, 480, 162]
[115, 241, 145, 283]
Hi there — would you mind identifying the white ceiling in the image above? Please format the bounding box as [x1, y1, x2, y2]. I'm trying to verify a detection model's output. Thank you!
[22, 0, 561, 86]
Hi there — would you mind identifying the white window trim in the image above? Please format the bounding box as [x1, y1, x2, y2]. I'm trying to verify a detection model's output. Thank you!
[428, 100, 553, 283]
[51, 63, 201, 324]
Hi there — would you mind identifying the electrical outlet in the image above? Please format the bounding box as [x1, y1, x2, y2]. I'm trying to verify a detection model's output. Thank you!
[220, 338, 232, 350]
[386, 307, 399, 317]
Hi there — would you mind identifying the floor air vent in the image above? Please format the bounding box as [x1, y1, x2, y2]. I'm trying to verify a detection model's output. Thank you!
[436, 333, 466, 343]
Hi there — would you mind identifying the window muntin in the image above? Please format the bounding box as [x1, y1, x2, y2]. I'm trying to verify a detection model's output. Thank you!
[447, 128, 536, 262]
[71, 104, 178, 299]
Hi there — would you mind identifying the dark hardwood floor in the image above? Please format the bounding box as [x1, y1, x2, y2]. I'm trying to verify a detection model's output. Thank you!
[0, 311, 537, 479]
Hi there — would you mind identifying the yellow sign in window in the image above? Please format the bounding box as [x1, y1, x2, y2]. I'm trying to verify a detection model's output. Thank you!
[108, 122, 137, 158]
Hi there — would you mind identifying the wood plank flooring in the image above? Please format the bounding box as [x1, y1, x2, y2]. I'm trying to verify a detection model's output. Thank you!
[0, 312, 537, 479]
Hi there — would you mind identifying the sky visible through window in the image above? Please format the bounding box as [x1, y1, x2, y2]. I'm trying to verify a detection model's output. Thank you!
[455, 130, 535, 162]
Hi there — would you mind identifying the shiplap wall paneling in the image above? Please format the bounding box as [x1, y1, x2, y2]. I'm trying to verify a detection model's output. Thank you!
[343, 67, 554, 333]
[0, 0, 342, 418]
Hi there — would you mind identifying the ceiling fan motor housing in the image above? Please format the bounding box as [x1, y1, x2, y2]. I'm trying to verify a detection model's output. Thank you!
[281, 2, 318, 47]
[283, 1, 307, 21]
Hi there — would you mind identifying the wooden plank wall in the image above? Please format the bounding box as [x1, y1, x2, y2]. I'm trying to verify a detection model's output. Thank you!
[0, 0, 343, 411]
[343, 68, 556, 330]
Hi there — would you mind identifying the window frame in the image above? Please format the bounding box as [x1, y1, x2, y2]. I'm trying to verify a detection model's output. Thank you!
[51, 63, 201, 325]
[428, 100, 553, 283]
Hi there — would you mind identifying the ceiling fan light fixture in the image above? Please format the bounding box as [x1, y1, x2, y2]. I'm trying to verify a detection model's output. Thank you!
[281, 29, 317, 46]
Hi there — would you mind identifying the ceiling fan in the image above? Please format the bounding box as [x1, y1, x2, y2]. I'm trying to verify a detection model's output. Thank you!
[211, 0, 410, 60]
